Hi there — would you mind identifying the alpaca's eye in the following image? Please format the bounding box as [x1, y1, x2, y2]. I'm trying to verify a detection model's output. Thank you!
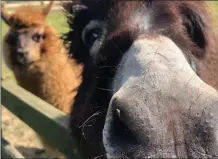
[82, 20, 104, 49]
[15, 23, 26, 29]
[32, 33, 42, 42]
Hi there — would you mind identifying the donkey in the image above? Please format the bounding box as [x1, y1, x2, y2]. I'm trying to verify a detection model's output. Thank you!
[1, 2, 83, 157]
[63, 0, 218, 158]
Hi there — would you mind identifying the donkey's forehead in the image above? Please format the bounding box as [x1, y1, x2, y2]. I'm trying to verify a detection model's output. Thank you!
[81, 0, 111, 17]
[80, 0, 109, 6]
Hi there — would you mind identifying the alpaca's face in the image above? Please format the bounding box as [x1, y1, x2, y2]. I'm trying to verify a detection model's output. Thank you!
[1, 2, 54, 69]
[4, 23, 45, 67]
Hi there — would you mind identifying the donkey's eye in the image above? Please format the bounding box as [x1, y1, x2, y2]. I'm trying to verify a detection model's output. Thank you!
[83, 28, 101, 48]
[82, 20, 104, 49]
[32, 33, 42, 42]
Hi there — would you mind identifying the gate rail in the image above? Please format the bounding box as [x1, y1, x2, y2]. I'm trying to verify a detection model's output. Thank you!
[1, 79, 83, 159]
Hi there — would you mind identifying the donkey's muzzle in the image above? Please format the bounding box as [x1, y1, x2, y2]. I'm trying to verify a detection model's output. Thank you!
[103, 37, 218, 158]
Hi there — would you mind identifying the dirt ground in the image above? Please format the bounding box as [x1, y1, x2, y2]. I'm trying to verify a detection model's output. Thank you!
[2, 105, 56, 158]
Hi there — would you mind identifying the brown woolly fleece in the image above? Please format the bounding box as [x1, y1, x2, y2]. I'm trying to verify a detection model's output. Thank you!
[3, 5, 83, 115]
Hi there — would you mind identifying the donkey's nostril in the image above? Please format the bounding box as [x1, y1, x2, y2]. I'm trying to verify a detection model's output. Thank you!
[115, 109, 121, 118]
[106, 99, 139, 148]
[104, 93, 146, 157]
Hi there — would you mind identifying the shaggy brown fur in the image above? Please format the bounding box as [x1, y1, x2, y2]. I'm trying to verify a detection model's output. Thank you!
[2, 2, 83, 114]
[2, 2, 83, 158]
[63, 1, 218, 158]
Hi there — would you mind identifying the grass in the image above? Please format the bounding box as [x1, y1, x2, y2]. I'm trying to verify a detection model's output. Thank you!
[210, 1, 218, 12]
[1, 11, 69, 80]
[209, 2, 218, 29]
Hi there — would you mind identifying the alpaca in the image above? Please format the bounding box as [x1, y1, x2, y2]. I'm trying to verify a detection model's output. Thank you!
[1, 2, 83, 158]
[63, 1, 218, 158]
[2, 2, 83, 114]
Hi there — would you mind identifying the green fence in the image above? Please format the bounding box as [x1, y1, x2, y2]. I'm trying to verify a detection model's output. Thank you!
[1, 78, 83, 159]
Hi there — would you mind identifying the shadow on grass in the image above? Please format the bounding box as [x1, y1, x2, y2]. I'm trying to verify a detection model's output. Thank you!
[16, 145, 58, 158]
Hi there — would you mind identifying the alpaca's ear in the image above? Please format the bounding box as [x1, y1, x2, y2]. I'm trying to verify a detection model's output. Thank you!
[1, 2, 11, 26]
[43, 1, 54, 17]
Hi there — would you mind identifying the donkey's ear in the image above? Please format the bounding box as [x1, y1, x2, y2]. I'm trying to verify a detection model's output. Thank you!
[1, 2, 11, 26]
[43, 1, 54, 17]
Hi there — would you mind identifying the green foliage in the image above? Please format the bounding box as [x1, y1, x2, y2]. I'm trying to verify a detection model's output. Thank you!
[210, 1, 218, 10]
[209, 1, 218, 18]
[47, 11, 69, 35]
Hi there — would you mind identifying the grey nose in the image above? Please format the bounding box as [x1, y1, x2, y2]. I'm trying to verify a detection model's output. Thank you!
[103, 86, 155, 157]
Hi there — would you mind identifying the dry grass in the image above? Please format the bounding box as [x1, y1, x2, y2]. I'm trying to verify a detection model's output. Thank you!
[2, 106, 56, 158]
